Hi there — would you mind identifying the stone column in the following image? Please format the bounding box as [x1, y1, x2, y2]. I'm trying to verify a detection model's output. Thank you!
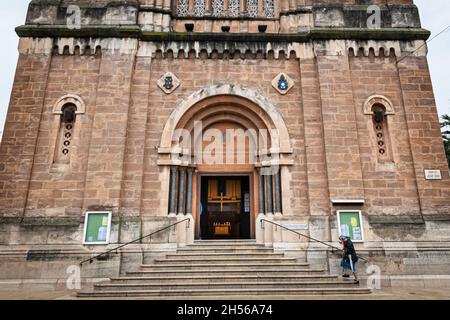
[163, 0, 171, 10]
[168, 166, 178, 216]
[273, 169, 283, 243]
[185, 168, 193, 215]
[258, 169, 265, 214]
[280, 0, 290, 32]
[289, 0, 296, 10]
[299, 55, 330, 217]
[258, 0, 263, 16]
[317, 53, 364, 200]
[0, 38, 53, 217]
[184, 168, 195, 245]
[239, 0, 245, 15]
[265, 173, 273, 214]
[274, 170, 282, 215]
[82, 43, 137, 216]
[177, 167, 186, 215]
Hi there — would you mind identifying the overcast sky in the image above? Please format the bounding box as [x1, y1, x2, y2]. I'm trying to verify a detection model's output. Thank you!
[0, 1, 449, 136]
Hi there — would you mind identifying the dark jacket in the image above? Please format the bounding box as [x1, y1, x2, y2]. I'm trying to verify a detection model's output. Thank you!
[343, 239, 358, 263]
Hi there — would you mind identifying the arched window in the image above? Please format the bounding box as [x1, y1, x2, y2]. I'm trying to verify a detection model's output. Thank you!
[372, 104, 391, 159]
[264, 0, 275, 18]
[247, 0, 258, 18]
[212, 0, 225, 17]
[229, 0, 240, 17]
[364, 95, 395, 162]
[177, 0, 189, 16]
[194, 0, 206, 17]
[52, 94, 85, 165]
[55, 104, 76, 163]
[176, 0, 275, 18]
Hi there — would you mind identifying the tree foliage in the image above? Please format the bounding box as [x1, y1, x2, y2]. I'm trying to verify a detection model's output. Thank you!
[441, 114, 450, 169]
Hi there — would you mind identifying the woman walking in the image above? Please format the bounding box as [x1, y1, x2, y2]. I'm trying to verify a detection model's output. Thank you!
[339, 235, 359, 284]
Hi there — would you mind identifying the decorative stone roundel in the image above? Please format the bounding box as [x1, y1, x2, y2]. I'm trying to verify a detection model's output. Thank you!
[157, 72, 180, 94]
[272, 73, 295, 95]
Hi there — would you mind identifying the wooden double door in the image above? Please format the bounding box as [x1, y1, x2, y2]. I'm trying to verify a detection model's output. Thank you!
[200, 176, 251, 240]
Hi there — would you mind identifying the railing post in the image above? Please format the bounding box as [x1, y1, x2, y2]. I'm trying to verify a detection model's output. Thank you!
[176, 218, 187, 248]
[168, 214, 178, 244]
[256, 214, 265, 244]
[272, 215, 283, 244]
[263, 213, 274, 247]
[185, 215, 195, 245]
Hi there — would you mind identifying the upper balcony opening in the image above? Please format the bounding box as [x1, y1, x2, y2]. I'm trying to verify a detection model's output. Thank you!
[176, 0, 277, 19]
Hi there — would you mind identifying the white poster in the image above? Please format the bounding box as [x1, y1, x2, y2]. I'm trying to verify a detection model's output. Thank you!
[352, 227, 362, 240]
[97, 226, 108, 241]
[340, 224, 350, 237]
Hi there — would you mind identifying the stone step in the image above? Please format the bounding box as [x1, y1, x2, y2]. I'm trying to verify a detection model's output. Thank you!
[78, 287, 371, 298]
[185, 243, 273, 249]
[166, 253, 284, 259]
[93, 281, 358, 291]
[127, 269, 326, 277]
[189, 241, 262, 248]
[153, 257, 296, 265]
[109, 274, 339, 284]
[176, 247, 274, 253]
[75, 240, 374, 298]
[142, 262, 309, 270]
[194, 240, 257, 244]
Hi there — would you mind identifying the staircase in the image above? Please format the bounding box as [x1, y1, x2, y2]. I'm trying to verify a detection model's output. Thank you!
[77, 240, 371, 298]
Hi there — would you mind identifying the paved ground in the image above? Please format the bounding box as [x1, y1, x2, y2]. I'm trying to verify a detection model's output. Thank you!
[0, 287, 450, 300]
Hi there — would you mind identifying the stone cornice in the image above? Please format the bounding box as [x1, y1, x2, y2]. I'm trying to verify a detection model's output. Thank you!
[16, 25, 141, 39]
[312, 27, 430, 41]
[16, 25, 431, 42]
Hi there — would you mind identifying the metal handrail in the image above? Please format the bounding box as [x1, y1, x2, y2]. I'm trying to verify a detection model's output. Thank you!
[79, 218, 190, 266]
[260, 219, 367, 262]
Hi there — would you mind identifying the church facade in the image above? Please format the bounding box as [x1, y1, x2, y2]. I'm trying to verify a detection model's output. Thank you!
[1, 0, 450, 287]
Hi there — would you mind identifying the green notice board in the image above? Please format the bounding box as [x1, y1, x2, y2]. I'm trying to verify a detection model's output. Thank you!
[337, 211, 364, 242]
[83, 212, 111, 244]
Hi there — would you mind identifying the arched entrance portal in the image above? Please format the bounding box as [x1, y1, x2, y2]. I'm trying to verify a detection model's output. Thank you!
[158, 84, 293, 241]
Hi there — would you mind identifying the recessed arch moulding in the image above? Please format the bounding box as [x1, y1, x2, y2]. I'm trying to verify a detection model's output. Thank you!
[363, 95, 396, 115]
[158, 84, 294, 168]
